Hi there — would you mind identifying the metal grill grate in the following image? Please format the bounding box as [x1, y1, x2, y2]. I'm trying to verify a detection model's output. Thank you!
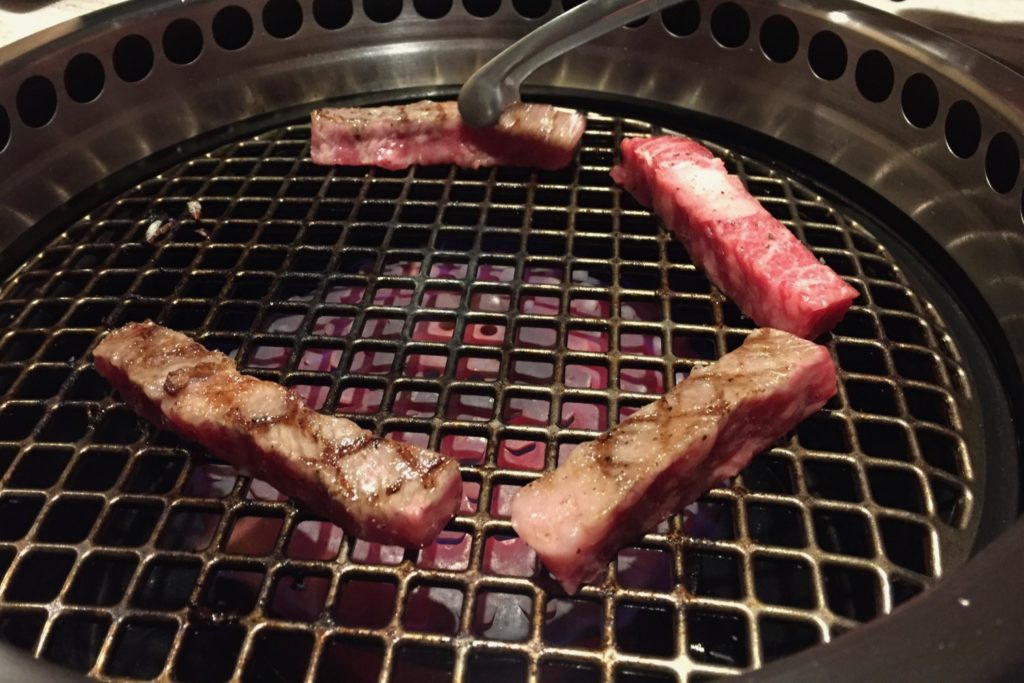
[0, 110, 977, 682]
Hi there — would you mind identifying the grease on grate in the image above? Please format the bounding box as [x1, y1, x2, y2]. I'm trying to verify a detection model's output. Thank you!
[0, 112, 976, 681]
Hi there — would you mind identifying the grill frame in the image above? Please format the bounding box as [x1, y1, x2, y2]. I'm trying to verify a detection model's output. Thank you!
[0, 0, 1021, 681]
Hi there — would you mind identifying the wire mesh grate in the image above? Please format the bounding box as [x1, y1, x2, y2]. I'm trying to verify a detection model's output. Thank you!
[0, 110, 977, 681]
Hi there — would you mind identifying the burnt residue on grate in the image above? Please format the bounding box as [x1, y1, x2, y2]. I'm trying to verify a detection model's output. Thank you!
[0, 113, 977, 681]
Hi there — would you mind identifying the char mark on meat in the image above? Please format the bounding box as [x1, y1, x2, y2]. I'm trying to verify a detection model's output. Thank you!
[93, 321, 462, 547]
[510, 328, 837, 593]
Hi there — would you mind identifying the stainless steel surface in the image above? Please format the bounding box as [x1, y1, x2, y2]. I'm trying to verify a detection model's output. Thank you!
[458, 0, 683, 127]
[0, 110, 986, 680]
[0, 0, 1020, 373]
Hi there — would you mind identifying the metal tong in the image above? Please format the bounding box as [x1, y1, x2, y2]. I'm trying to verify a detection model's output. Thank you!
[458, 0, 683, 127]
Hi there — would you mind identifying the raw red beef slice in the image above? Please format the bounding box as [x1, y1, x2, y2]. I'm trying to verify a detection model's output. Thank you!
[511, 328, 837, 593]
[612, 136, 858, 339]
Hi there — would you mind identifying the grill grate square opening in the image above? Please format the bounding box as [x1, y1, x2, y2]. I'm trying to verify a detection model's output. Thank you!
[683, 549, 743, 600]
[391, 644, 455, 683]
[417, 529, 472, 571]
[173, 624, 246, 683]
[685, 608, 750, 667]
[856, 420, 912, 461]
[123, 452, 187, 494]
[243, 629, 313, 683]
[224, 512, 285, 556]
[614, 668, 677, 683]
[753, 556, 817, 608]
[65, 448, 128, 491]
[615, 602, 677, 657]
[540, 659, 603, 683]
[868, 467, 925, 513]
[286, 519, 343, 561]
[5, 549, 75, 602]
[544, 597, 604, 649]
[467, 652, 530, 682]
[759, 616, 822, 663]
[42, 614, 110, 673]
[95, 500, 162, 547]
[334, 575, 398, 628]
[0, 610, 46, 651]
[823, 564, 880, 621]
[879, 517, 933, 575]
[401, 581, 462, 634]
[803, 457, 861, 502]
[813, 509, 874, 559]
[740, 454, 796, 495]
[0, 404, 43, 440]
[202, 565, 265, 615]
[157, 506, 222, 551]
[105, 618, 176, 679]
[316, 636, 383, 683]
[684, 499, 737, 541]
[8, 447, 73, 488]
[67, 552, 137, 606]
[36, 496, 103, 543]
[746, 503, 807, 548]
[483, 532, 536, 578]
[472, 589, 533, 642]
[0, 495, 44, 541]
[617, 546, 674, 591]
[132, 558, 201, 610]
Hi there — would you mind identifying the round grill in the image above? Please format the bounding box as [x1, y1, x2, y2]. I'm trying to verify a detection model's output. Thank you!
[0, 0, 1021, 681]
[0, 108, 982, 680]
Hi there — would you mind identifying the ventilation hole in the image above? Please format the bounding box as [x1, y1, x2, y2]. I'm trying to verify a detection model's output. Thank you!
[415, 0, 452, 17]
[64, 53, 105, 103]
[541, 660, 601, 683]
[985, 132, 1020, 194]
[36, 497, 104, 543]
[113, 35, 155, 82]
[808, 30, 847, 80]
[683, 549, 742, 599]
[760, 14, 798, 62]
[5, 549, 75, 602]
[662, 0, 700, 37]
[163, 18, 203, 64]
[313, 0, 353, 28]
[710, 2, 749, 48]
[513, 0, 549, 18]
[16, 75, 57, 128]
[364, 0, 402, 22]
[902, 73, 939, 128]
[263, 0, 304, 38]
[392, 644, 454, 682]
[945, 100, 982, 159]
[0, 610, 45, 651]
[465, 0, 500, 16]
[132, 558, 202, 610]
[0, 106, 9, 151]
[855, 49, 894, 102]
[213, 6, 255, 49]
[753, 556, 816, 608]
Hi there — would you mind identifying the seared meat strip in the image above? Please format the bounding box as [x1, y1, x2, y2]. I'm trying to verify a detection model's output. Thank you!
[311, 100, 585, 170]
[93, 321, 461, 547]
[511, 328, 837, 593]
[612, 136, 858, 339]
